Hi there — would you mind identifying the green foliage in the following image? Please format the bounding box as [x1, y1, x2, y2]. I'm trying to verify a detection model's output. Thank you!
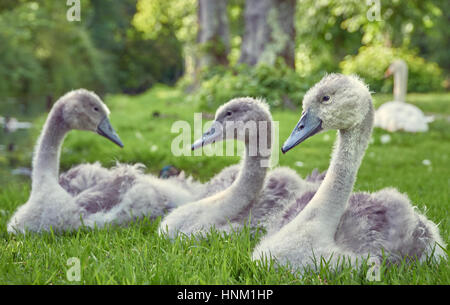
[1, 0, 448, 118]
[133, 0, 196, 44]
[295, 0, 448, 76]
[0, 0, 185, 106]
[89, 0, 184, 94]
[0, 1, 113, 101]
[340, 45, 444, 93]
[410, 0, 450, 74]
[0, 3, 47, 99]
[227, 0, 245, 65]
[190, 61, 321, 112]
[115, 31, 184, 94]
[131, 0, 450, 82]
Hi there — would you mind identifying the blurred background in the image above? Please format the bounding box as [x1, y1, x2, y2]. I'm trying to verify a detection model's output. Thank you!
[1, 0, 448, 110]
[0, 0, 449, 185]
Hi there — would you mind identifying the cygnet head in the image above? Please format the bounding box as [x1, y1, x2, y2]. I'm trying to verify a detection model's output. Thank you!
[58, 89, 123, 147]
[192, 97, 271, 150]
[282, 74, 372, 153]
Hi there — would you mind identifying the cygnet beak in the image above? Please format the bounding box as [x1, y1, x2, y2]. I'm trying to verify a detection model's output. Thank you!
[191, 121, 223, 151]
[97, 117, 124, 148]
[282, 110, 322, 154]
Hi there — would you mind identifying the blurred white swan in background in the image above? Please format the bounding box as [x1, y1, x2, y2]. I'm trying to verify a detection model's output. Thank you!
[374, 59, 431, 132]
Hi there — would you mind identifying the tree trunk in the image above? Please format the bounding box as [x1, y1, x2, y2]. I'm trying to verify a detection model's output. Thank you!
[240, 0, 296, 69]
[197, 0, 230, 69]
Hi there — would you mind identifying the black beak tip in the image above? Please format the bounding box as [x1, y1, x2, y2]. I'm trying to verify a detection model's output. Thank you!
[191, 140, 205, 151]
[281, 145, 292, 154]
[96, 128, 124, 148]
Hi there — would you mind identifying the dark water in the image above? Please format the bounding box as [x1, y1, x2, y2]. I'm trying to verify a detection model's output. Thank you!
[0, 97, 47, 187]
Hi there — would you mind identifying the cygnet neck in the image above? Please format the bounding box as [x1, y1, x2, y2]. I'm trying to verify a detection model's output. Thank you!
[299, 104, 374, 233]
[32, 102, 70, 191]
[226, 119, 272, 210]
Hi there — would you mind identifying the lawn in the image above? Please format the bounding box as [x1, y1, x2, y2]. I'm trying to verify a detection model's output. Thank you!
[0, 85, 449, 284]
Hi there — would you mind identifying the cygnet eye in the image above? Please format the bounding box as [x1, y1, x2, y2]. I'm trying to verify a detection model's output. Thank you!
[226, 111, 232, 116]
[93, 107, 99, 112]
[322, 96, 330, 102]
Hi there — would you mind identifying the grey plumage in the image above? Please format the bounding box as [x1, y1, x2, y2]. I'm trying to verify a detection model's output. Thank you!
[268, 186, 443, 264]
[304, 169, 326, 184]
[59, 162, 114, 196]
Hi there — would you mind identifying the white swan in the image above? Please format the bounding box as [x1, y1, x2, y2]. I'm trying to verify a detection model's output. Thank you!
[252, 74, 446, 273]
[374, 59, 430, 132]
[159, 97, 318, 238]
[0, 116, 33, 133]
[6, 89, 197, 233]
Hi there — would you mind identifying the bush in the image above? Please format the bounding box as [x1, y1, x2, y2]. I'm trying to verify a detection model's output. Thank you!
[117, 32, 184, 94]
[188, 61, 320, 112]
[0, 3, 46, 99]
[0, 1, 185, 103]
[340, 45, 444, 93]
[0, 2, 113, 100]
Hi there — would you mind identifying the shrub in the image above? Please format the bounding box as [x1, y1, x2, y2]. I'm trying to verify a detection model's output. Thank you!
[340, 45, 444, 93]
[188, 61, 320, 112]
[0, 2, 114, 100]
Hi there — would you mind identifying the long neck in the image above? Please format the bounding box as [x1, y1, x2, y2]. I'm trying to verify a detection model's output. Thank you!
[221, 122, 272, 213]
[31, 102, 69, 191]
[393, 66, 407, 102]
[302, 105, 374, 233]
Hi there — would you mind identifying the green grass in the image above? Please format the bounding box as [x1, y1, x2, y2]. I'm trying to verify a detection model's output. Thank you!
[0, 85, 449, 284]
